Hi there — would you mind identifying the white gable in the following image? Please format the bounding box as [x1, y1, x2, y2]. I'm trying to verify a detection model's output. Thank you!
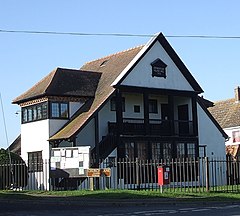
[121, 41, 194, 91]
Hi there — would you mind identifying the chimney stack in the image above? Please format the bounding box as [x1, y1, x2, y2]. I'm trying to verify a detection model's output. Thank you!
[235, 86, 240, 102]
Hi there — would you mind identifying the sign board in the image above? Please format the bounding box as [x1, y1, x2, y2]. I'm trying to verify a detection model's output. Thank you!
[87, 168, 111, 177]
[151, 58, 167, 78]
[87, 168, 101, 177]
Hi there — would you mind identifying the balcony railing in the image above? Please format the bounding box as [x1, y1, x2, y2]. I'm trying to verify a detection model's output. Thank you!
[108, 118, 194, 136]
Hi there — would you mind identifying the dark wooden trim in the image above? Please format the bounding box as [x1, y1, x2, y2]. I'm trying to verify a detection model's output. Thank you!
[118, 85, 198, 97]
[168, 95, 175, 135]
[116, 89, 123, 135]
[191, 96, 198, 136]
[94, 113, 99, 162]
[143, 92, 149, 135]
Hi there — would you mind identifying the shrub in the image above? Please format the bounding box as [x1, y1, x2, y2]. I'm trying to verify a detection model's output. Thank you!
[0, 148, 28, 189]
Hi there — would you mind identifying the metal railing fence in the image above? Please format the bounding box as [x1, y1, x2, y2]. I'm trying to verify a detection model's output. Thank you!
[1, 157, 240, 192]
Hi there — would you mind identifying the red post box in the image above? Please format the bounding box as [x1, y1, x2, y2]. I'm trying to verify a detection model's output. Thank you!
[158, 166, 170, 186]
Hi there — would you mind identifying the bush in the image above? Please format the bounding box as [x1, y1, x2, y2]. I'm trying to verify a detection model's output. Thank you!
[0, 148, 28, 189]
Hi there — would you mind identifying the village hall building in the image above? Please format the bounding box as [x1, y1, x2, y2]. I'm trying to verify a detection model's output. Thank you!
[12, 32, 227, 189]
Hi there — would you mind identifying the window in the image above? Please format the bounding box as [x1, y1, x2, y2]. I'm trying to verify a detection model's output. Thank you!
[149, 99, 158, 113]
[50, 102, 69, 119]
[134, 105, 140, 113]
[22, 102, 48, 124]
[110, 97, 125, 112]
[199, 145, 206, 158]
[152, 142, 161, 160]
[233, 131, 240, 143]
[51, 102, 59, 117]
[177, 143, 185, 158]
[28, 108, 33, 122]
[125, 142, 135, 160]
[163, 143, 172, 160]
[137, 142, 148, 160]
[187, 143, 195, 158]
[28, 151, 43, 172]
[22, 108, 28, 123]
[177, 142, 196, 158]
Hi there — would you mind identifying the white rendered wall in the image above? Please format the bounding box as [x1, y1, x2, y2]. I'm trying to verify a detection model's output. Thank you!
[21, 119, 50, 161]
[197, 103, 226, 158]
[98, 100, 116, 142]
[224, 126, 240, 146]
[122, 41, 194, 91]
[76, 118, 95, 148]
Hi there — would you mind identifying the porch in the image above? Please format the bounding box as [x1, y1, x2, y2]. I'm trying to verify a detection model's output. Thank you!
[108, 118, 194, 136]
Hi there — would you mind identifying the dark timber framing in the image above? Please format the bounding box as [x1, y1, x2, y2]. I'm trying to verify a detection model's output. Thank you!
[94, 113, 99, 163]
[111, 85, 200, 160]
[143, 92, 150, 135]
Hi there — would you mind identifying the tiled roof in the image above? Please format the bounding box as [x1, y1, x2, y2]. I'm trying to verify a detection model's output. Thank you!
[208, 98, 240, 129]
[8, 135, 21, 155]
[12, 68, 101, 104]
[197, 97, 228, 139]
[49, 46, 143, 140]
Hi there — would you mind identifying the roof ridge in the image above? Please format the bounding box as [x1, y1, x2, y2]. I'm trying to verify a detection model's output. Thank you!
[39, 67, 59, 94]
[214, 97, 235, 103]
[83, 45, 144, 65]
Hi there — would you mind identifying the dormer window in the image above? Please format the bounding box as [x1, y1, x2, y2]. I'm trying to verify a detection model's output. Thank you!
[100, 59, 109, 67]
[151, 58, 167, 78]
[50, 102, 69, 119]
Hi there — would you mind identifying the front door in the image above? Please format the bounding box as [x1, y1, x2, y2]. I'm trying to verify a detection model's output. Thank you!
[178, 104, 189, 135]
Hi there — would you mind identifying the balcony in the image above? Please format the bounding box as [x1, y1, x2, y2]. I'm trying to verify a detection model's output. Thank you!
[108, 118, 194, 137]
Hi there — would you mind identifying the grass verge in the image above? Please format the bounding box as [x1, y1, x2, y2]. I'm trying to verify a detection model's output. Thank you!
[0, 189, 240, 202]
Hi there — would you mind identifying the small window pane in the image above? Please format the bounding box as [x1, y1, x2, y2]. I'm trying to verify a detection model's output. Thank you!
[134, 105, 140, 113]
[177, 143, 185, 158]
[110, 97, 125, 112]
[51, 103, 59, 117]
[152, 142, 161, 160]
[60, 103, 68, 118]
[149, 99, 158, 113]
[28, 108, 33, 121]
[125, 142, 135, 160]
[42, 103, 48, 119]
[22, 108, 28, 123]
[187, 143, 195, 158]
[37, 106, 42, 119]
[163, 143, 172, 160]
[110, 98, 116, 111]
[33, 106, 37, 121]
[137, 142, 148, 160]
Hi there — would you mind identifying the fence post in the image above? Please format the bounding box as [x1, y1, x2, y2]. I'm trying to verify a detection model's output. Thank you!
[205, 157, 210, 192]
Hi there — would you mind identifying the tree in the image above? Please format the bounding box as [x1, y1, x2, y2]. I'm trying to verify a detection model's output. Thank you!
[0, 148, 28, 189]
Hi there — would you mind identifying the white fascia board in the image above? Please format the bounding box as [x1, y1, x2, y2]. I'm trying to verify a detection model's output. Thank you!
[111, 33, 159, 87]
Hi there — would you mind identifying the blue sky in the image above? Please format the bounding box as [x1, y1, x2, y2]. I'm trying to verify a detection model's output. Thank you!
[1, 0, 240, 149]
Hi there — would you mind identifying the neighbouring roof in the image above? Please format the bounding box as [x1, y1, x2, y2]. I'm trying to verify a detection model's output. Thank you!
[208, 98, 240, 129]
[197, 97, 228, 139]
[8, 135, 21, 155]
[12, 68, 101, 104]
[50, 45, 144, 140]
